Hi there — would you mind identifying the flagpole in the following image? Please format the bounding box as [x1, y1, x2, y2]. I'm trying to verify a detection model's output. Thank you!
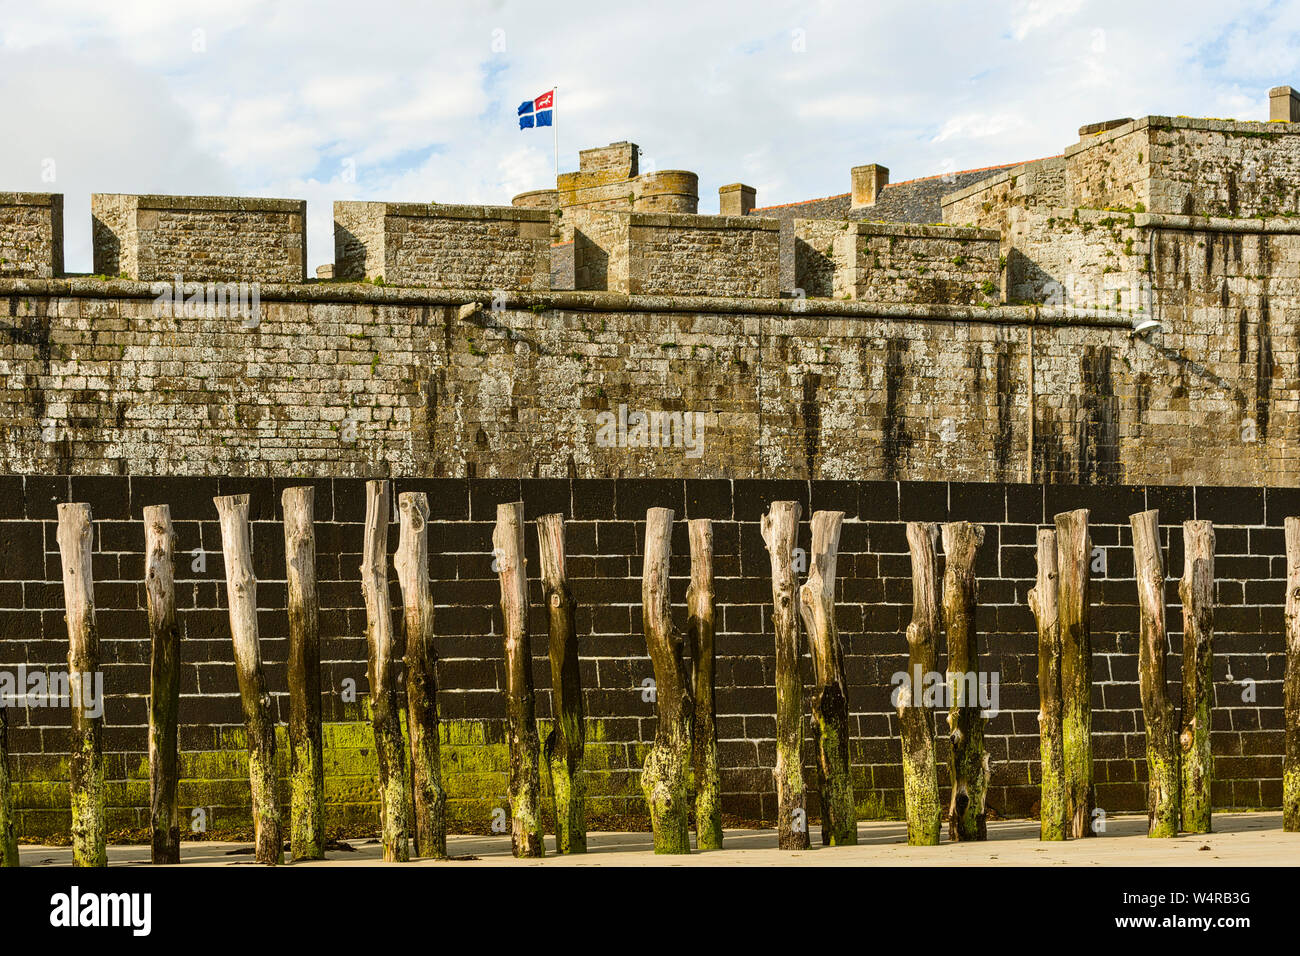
[552, 86, 559, 183]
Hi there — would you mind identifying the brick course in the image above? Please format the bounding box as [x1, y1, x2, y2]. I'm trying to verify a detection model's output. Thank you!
[0, 476, 1290, 836]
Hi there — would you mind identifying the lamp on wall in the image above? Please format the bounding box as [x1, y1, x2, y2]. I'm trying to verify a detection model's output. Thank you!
[1132, 232, 1162, 338]
[1131, 314, 1161, 337]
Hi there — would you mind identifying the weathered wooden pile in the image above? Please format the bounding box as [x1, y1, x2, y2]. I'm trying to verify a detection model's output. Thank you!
[0, 492, 1298, 867]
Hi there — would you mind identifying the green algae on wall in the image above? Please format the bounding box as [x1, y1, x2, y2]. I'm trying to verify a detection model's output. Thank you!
[13, 712, 919, 842]
[11, 717, 647, 842]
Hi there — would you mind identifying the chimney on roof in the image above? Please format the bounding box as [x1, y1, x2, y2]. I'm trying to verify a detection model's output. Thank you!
[719, 183, 756, 216]
[1270, 86, 1300, 122]
[851, 164, 889, 209]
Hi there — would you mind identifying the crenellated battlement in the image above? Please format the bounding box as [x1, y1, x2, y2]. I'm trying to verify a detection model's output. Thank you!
[91, 193, 306, 283]
[10, 96, 1300, 489]
[0, 192, 62, 279]
[5, 101, 1300, 311]
[333, 201, 552, 290]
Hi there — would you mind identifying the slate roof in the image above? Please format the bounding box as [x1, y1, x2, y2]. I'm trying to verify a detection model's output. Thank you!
[749, 161, 1032, 226]
[749, 160, 1044, 291]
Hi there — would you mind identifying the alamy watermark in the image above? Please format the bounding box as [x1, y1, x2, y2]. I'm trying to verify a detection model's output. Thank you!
[151, 274, 262, 327]
[50, 886, 151, 936]
[890, 665, 1000, 718]
[0, 666, 104, 718]
[596, 403, 705, 459]
[1041, 273, 1151, 318]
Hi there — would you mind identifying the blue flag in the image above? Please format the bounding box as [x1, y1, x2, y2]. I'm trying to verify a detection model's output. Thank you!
[518, 90, 554, 130]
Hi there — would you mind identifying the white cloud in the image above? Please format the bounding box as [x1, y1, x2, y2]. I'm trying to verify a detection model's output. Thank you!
[1010, 0, 1085, 41]
[932, 113, 1029, 143]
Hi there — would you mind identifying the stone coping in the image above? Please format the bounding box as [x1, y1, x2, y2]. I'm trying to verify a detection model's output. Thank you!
[0, 192, 61, 207]
[335, 201, 550, 222]
[939, 156, 1068, 207]
[948, 201, 1300, 235]
[795, 218, 999, 241]
[93, 193, 306, 213]
[1136, 212, 1300, 233]
[633, 170, 698, 183]
[0, 276, 1129, 328]
[622, 211, 778, 231]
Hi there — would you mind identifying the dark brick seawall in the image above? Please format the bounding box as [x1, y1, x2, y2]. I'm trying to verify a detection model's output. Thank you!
[0, 476, 1290, 838]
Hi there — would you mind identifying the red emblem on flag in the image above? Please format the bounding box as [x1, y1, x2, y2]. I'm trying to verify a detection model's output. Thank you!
[534, 90, 553, 110]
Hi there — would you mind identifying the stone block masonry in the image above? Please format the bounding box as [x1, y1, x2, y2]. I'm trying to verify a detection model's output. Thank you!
[573, 210, 780, 297]
[0, 476, 1290, 838]
[794, 219, 1000, 304]
[0, 193, 63, 279]
[333, 202, 552, 291]
[91, 194, 307, 283]
[942, 116, 1300, 231]
[5, 274, 1300, 487]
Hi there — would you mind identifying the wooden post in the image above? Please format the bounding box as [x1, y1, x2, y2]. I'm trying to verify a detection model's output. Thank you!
[762, 500, 808, 850]
[942, 520, 987, 842]
[640, 507, 692, 853]
[395, 492, 447, 860]
[282, 486, 324, 861]
[361, 480, 410, 862]
[213, 494, 282, 865]
[900, 522, 942, 846]
[798, 510, 857, 846]
[536, 512, 585, 854]
[493, 501, 544, 857]
[686, 518, 723, 850]
[144, 505, 181, 864]
[1055, 508, 1094, 839]
[1179, 520, 1214, 835]
[1028, 528, 1067, 841]
[1283, 517, 1300, 832]
[0, 703, 17, 867]
[1130, 509, 1180, 837]
[57, 503, 106, 867]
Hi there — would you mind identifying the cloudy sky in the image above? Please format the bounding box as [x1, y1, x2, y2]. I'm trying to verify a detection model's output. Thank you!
[2, 0, 1297, 272]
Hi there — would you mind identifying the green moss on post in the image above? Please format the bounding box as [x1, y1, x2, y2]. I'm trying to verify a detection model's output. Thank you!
[537, 513, 586, 854]
[1131, 510, 1180, 838]
[1055, 509, 1095, 839]
[282, 487, 325, 861]
[1283, 518, 1300, 832]
[687, 519, 723, 850]
[0, 706, 16, 866]
[1178, 520, 1214, 835]
[214, 494, 283, 865]
[144, 505, 182, 864]
[361, 481, 410, 862]
[763, 501, 809, 850]
[1029, 529, 1067, 841]
[494, 501, 545, 858]
[58, 502, 106, 868]
[942, 520, 987, 842]
[641, 507, 693, 854]
[800, 511, 857, 846]
[397, 492, 448, 860]
[900, 522, 942, 846]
